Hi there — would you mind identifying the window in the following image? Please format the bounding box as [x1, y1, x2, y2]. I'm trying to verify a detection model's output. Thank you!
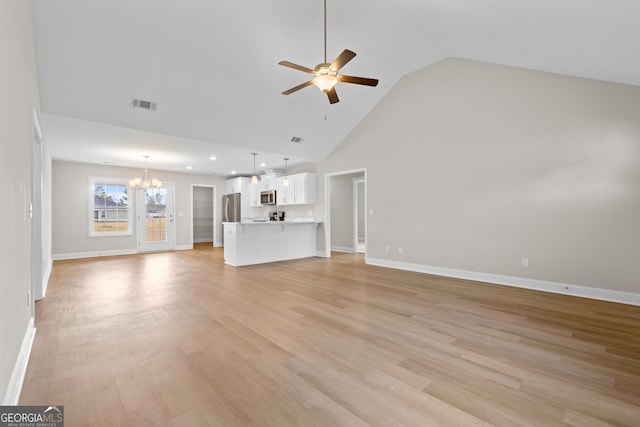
[89, 177, 132, 236]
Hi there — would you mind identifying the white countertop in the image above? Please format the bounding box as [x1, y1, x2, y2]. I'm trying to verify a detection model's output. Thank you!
[223, 219, 321, 225]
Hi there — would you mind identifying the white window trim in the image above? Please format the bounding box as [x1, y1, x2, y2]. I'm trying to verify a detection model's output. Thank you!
[88, 176, 134, 237]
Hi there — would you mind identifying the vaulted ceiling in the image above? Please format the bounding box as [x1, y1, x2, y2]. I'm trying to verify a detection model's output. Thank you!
[35, 0, 640, 176]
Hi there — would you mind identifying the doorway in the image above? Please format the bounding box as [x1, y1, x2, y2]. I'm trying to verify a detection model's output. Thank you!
[192, 185, 215, 246]
[137, 183, 175, 252]
[324, 169, 367, 257]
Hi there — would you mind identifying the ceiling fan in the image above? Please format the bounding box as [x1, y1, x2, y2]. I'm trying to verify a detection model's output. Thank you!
[278, 0, 379, 104]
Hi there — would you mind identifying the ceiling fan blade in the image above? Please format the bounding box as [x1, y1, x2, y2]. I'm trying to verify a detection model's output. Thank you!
[278, 61, 315, 74]
[282, 80, 313, 95]
[330, 49, 356, 71]
[326, 87, 339, 104]
[339, 75, 379, 87]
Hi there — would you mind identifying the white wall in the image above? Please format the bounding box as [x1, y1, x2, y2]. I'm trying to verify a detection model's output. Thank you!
[0, 0, 47, 403]
[317, 58, 640, 299]
[52, 160, 226, 256]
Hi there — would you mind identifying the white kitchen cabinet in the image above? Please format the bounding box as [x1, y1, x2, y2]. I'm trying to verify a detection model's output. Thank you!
[276, 173, 315, 205]
[293, 173, 315, 205]
[225, 177, 246, 195]
[275, 176, 290, 205]
[260, 177, 276, 191]
[250, 181, 261, 207]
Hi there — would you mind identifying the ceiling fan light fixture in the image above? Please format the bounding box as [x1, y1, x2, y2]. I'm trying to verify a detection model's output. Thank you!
[312, 70, 339, 92]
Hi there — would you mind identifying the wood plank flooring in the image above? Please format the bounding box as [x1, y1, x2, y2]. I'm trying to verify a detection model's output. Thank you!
[20, 244, 640, 426]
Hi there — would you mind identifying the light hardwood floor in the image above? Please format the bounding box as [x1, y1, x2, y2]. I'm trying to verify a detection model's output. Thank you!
[20, 244, 640, 426]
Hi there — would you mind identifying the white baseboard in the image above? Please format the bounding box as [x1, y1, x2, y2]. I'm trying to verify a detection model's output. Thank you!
[41, 259, 53, 299]
[3, 318, 36, 405]
[193, 238, 213, 243]
[331, 246, 355, 253]
[366, 257, 640, 307]
[214, 241, 223, 248]
[52, 245, 195, 259]
[52, 249, 137, 260]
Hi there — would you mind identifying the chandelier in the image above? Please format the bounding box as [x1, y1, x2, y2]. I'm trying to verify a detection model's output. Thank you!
[130, 155, 161, 189]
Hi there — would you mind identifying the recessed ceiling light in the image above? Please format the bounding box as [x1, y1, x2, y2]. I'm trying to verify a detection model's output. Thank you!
[186, 166, 193, 170]
[260, 162, 266, 167]
[210, 156, 216, 160]
[231, 170, 236, 174]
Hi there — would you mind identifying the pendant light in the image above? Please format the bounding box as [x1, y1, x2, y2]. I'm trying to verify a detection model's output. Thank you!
[130, 155, 161, 189]
[251, 153, 259, 184]
[283, 157, 289, 187]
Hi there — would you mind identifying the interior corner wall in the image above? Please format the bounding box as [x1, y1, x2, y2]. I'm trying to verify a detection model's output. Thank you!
[0, 0, 41, 402]
[316, 58, 640, 296]
[52, 161, 226, 257]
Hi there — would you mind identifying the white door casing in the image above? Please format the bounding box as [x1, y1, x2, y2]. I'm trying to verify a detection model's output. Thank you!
[32, 108, 44, 303]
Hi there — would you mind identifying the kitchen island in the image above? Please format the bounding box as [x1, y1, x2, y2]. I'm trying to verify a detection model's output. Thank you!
[223, 221, 320, 266]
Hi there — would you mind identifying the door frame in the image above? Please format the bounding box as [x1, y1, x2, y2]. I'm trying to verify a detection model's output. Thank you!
[323, 168, 367, 258]
[137, 182, 176, 252]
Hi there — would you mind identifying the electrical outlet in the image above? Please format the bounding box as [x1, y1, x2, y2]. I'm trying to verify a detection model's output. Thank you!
[521, 258, 529, 267]
[398, 246, 403, 254]
[385, 245, 389, 252]
[27, 290, 31, 306]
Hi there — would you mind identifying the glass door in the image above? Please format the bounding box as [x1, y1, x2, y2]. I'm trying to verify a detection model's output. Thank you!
[138, 183, 175, 252]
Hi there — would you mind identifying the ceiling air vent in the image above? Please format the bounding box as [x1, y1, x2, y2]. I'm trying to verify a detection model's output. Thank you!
[131, 98, 157, 111]
[290, 136, 303, 143]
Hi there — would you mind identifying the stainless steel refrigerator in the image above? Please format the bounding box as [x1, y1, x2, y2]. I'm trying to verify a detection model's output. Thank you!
[222, 193, 241, 223]
[222, 193, 241, 245]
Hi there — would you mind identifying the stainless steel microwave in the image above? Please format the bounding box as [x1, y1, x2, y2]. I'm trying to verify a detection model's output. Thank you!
[260, 189, 276, 205]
